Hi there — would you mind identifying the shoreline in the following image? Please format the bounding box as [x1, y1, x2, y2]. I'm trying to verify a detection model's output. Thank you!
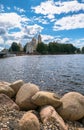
[0, 80, 84, 130]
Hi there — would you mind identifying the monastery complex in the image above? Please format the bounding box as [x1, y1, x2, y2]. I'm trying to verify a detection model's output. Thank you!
[26, 34, 42, 54]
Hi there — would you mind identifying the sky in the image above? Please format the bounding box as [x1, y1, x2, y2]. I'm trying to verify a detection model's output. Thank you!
[0, 0, 84, 51]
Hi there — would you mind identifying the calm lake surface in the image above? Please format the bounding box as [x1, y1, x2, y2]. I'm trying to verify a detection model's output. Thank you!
[0, 55, 84, 95]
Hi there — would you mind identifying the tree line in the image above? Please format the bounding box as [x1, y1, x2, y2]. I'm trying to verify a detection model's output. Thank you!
[36, 42, 80, 54]
[9, 42, 24, 53]
[8, 41, 84, 54]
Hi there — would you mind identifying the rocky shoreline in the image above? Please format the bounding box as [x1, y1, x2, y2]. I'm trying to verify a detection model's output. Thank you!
[0, 80, 84, 130]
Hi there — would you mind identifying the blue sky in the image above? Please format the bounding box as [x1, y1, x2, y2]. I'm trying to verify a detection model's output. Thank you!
[0, 0, 84, 50]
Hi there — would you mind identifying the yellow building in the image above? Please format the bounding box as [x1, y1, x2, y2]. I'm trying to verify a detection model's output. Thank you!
[26, 34, 42, 54]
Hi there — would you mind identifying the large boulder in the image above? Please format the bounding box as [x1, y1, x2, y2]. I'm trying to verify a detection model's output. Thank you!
[0, 93, 19, 110]
[19, 112, 40, 130]
[0, 81, 10, 86]
[57, 92, 84, 121]
[77, 128, 84, 130]
[16, 83, 39, 110]
[40, 105, 68, 130]
[0, 81, 15, 98]
[32, 91, 62, 108]
[10, 80, 24, 94]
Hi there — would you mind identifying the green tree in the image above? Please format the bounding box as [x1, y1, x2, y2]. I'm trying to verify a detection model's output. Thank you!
[75, 48, 80, 54]
[82, 47, 84, 53]
[23, 44, 27, 52]
[36, 42, 48, 54]
[48, 42, 66, 54]
[60, 44, 76, 54]
[9, 42, 20, 52]
[36, 41, 78, 54]
[48, 42, 60, 54]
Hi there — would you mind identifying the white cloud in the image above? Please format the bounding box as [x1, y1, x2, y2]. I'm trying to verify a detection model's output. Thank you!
[9, 31, 24, 40]
[0, 36, 4, 44]
[0, 13, 29, 30]
[55, 37, 70, 43]
[53, 13, 84, 30]
[0, 28, 6, 35]
[55, 37, 84, 48]
[40, 20, 48, 24]
[4, 24, 43, 45]
[14, 6, 25, 13]
[0, 12, 44, 47]
[41, 35, 71, 45]
[0, 36, 5, 51]
[50, 18, 56, 22]
[24, 24, 43, 35]
[0, 4, 4, 12]
[32, 16, 49, 24]
[5, 39, 20, 46]
[47, 14, 55, 19]
[0, 47, 4, 51]
[73, 38, 84, 48]
[41, 34, 54, 42]
[7, 7, 11, 10]
[61, 38, 70, 43]
[32, 1, 84, 19]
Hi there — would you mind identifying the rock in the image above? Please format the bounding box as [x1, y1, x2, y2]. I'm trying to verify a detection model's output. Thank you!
[0, 94, 19, 110]
[32, 91, 62, 108]
[57, 92, 84, 121]
[40, 105, 68, 130]
[0, 81, 10, 86]
[77, 128, 84, 130]
[66, 120, 84, 130]
[10, 80, 24, 94]
[16, 83, 39, 110]
[19, 112, 40, 130]
[0, 81, 15, 98]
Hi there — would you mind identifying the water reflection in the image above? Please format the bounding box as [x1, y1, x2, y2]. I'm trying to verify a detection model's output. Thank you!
[0, 55, 84, 95]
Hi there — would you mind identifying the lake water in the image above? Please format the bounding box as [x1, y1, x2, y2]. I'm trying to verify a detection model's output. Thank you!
[0, 55, 84, 95]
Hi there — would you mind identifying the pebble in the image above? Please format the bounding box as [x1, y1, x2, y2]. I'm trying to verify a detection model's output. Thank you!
[0, 105, 84, 130]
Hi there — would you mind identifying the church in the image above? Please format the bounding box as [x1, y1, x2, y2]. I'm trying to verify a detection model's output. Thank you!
[26, 34, 42, 54]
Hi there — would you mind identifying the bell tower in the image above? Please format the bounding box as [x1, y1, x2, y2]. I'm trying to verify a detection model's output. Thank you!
[38, 34, 42, 44]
